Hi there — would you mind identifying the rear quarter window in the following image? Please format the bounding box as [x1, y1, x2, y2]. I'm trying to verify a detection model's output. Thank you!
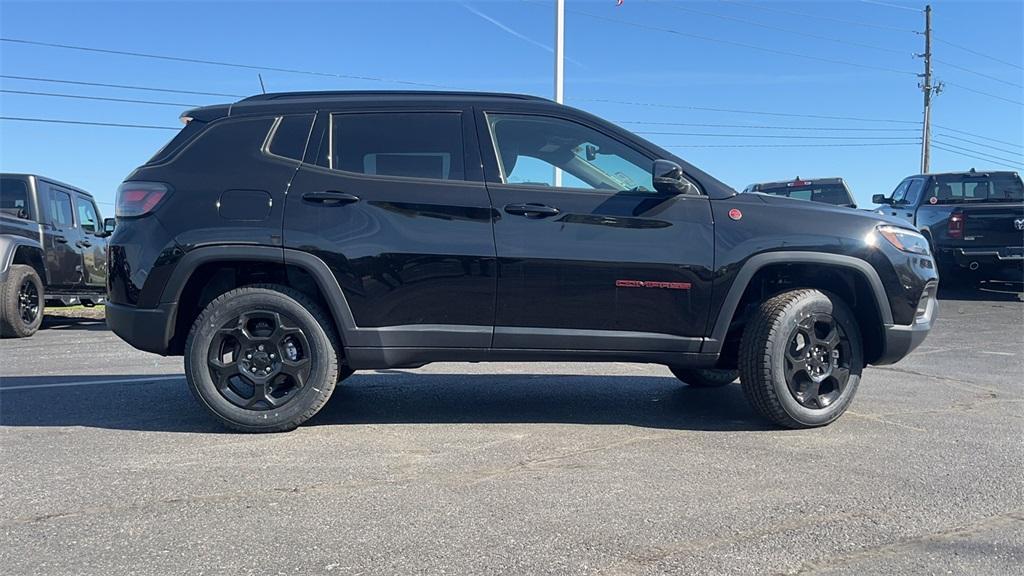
[147, 121, 207, 164]
[0, 177, 33, 220]
[267, 115, 314, 161]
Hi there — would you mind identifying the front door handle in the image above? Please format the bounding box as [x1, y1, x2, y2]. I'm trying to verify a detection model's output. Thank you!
[504, 203, 560, 218]
[54, 235, 68, 244]
[302, 191, 360, 205]
[78, 240, 92, 248]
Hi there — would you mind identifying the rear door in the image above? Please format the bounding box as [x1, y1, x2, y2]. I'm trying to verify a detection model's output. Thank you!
[72, 193, 107, 290]
[41, 183, 83, 288]
[477, 108, 714, 352]
[282, 105, 496, 348]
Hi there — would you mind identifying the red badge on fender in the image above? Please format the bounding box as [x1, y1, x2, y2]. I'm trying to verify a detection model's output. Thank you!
[728, 208, 743, 220]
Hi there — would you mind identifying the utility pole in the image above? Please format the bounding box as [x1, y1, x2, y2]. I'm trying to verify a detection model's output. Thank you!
[554, 0, 565, 186]
[919, 4, 933, 173]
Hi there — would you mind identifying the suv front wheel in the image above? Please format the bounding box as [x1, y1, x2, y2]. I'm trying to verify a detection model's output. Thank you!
[184, 285, 341, 432]
[739, 289, 863, 428]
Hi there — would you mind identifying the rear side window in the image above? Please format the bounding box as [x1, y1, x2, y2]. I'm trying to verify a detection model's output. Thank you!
[928, 174, 1024, 203]
[268, 115, 314, 161]
[330, 112, 465, 181]
[0, 177, 32, 220]
[49, 189, 74, 227]
[759, 183, 853, 206]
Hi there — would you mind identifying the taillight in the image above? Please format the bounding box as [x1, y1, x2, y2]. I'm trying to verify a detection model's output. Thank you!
[116, 182, 170, 218]
[948, 211, 965, 240]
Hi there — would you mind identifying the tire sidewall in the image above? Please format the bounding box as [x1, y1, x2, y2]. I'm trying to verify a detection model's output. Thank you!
[185, 289, 336, 431]
[768, 292, 863, 427]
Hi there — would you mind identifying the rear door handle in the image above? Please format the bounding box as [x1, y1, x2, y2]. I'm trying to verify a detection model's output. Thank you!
[504, 203, 560, 218]
[78, 240, 92, 248]
[302, 191, 360, 205]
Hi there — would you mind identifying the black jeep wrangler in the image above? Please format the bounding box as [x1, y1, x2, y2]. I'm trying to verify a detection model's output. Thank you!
[1, 174, 112, 337]
[106, 91, 937, 432]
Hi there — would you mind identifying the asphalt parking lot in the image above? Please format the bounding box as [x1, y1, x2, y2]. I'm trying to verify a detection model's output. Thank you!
[2, 282, 1022, 576]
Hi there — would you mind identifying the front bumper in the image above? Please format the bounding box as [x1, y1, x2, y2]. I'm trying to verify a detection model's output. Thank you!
[874, 281, 938, 365]
[106, 301, 178, 355]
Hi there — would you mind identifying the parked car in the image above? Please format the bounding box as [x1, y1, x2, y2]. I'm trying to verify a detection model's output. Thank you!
[106, 90, 937, 432]
[0, 174, 112, 337]
[873, 169, 1024, 284]
[743, 177, 857, 208]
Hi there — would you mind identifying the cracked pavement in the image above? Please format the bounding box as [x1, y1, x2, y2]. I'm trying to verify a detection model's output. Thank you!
[1, 283, 1022, 575]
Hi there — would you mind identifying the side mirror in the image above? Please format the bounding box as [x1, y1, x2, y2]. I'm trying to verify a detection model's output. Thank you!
[653, 159, 699, 196]
[872, 194, 891, 205]
[101, 217, 116, 236]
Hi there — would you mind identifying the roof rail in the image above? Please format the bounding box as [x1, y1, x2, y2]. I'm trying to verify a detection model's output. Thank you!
[238, 90, 551, 103]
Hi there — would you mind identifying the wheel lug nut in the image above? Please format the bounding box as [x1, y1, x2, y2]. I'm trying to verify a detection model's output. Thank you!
[247, 354, 252, 359]
[258, 345, 265, 351]
[269, 354, 275, 359]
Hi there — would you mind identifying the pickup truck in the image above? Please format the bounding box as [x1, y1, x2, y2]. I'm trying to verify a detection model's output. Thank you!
[873, 170, 1024, 284]
[743, 177, 858, 208]
[0, 173, 114, 337]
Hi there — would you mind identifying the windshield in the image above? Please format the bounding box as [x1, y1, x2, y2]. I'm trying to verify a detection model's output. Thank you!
[757, 183, 854, 206]
[927, 173, 1024, 203]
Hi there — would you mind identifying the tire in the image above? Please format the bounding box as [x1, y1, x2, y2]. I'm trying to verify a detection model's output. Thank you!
[738, 289, 863, 429]
[669, 367, 738, 387]
[184, 284, 341, 433]
[0, 264, 44, 338]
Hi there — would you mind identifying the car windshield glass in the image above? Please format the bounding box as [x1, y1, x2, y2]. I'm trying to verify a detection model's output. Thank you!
[928, 174, 1024, 203]
[758, 184, 853, 206]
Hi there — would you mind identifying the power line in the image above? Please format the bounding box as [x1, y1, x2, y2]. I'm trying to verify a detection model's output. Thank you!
[0, 37, 450, 89]
[934, 58, 1023, 89]
[0, 89, 198, 108]
[0, 74, 244, 98]
[0, 116, 178, 130]
[527, 2, 918, 77]
[637, 131, 920, 140]
[931, 143, 1023, 171]
[930, 139, 1024, 168]
[932, 133, 1022, 157]
[617, 120, 918, 132]
[859, 0, 922, 13]
[935, 39, 1023, 72]
[721, 0, 917, 33]
[943, 81, 1024, 106]
[653, 0, 909, 55]
[933, 123, 1022, 149]
[663, 142, 919, 148]
[574, 97, 921, 124]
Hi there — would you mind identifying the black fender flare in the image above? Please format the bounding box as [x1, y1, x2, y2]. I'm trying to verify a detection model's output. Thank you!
[0, 235, 46, 282]
[702, 251, 894, 354]
[159, 245, 358, 344]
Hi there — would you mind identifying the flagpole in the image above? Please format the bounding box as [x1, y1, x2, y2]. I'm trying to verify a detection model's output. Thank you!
[554, 0, 564, 186]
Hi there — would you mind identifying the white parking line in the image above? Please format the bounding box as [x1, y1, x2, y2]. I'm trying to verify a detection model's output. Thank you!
[0, 375, 183, 392]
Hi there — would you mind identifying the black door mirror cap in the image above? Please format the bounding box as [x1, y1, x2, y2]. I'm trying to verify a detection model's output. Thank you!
[872, 194, 892, 205]
[652, 159, 699, 196]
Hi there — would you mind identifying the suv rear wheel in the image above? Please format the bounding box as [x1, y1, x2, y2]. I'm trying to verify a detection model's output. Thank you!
[184, 284, 341, 432]
[0, 264, 44, 338]
[739, 289, 863, 428]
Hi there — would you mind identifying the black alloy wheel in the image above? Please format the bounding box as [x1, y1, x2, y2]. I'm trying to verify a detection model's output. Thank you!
[18, 277, 40, 326]
[783, 312, 852, 410]
[208, 310, 313, 411]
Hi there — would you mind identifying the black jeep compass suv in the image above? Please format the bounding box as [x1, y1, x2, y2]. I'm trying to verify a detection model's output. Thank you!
[106, 91, 937, 432]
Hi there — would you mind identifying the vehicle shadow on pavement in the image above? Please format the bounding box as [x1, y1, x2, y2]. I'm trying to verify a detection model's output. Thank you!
[40, 317, 108, 331]
[0, 374, 771, 433]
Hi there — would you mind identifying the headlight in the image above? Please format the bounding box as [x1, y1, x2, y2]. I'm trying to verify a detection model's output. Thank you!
[876, 225, 930, 255]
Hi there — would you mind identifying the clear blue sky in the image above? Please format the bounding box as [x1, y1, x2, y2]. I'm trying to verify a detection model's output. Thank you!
[1, 0, 1021, 215]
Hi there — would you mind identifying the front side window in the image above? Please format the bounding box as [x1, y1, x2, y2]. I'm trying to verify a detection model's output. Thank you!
[49, 189, 74, 228]
[889, 179, 911, 203]
[0, 177, 32, 220]
[487, 113, 655, 192]
[330, 112, 465, 181]
[904, 179, 925, 206]
[75, 196, 100, 234]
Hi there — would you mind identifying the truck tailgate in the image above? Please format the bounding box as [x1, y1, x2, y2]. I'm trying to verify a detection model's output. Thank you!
[962, 203, 1024, 248]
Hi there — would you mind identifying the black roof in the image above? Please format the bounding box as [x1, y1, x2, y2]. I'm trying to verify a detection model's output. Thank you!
[911, 169, 1020, 178]
[0, 173, 93, 197]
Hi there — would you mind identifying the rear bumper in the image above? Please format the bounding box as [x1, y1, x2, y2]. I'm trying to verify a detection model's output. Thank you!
[874, 281, 938, 366]
[105, 301, 177, 355]
[941, 247, 1024, 269]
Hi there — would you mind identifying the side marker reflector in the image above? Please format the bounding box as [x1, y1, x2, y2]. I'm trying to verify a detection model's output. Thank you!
[728, 208, 743, 221]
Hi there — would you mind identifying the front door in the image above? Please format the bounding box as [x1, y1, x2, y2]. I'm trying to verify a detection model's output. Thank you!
[283, 107, 496, 349]
[73, 193, 107, 290]
[478, 110, 714, 352]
